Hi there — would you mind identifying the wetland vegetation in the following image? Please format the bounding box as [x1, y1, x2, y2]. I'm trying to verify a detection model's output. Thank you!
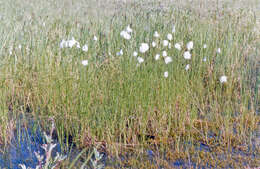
[0, 0, 259, 168]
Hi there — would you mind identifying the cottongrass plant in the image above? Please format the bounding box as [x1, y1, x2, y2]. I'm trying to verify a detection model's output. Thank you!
[0, 2, 259, 168]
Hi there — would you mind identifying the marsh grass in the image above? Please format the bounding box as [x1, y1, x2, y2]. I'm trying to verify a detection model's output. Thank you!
[0, 0, 259, 168]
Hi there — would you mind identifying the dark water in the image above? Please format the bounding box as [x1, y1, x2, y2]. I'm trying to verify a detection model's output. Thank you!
[0, 118, 63, 169]
[0, 118, 259, 169]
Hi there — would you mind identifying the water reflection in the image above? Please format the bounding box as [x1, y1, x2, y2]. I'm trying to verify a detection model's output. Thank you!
[0, 117, 259, 168]
[0, 118, 62, 169]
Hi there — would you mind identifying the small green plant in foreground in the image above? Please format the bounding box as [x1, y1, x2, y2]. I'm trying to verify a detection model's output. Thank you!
[18, 119, 104, 169]
[90, 148, 104, 169]
[19, 120, 67, 169]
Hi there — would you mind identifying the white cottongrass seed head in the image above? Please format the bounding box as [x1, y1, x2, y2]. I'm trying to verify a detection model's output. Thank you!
[167, 33, 173, 41]
[203, 57, 207, 62]
[152, 41, 156, 47]
[186, 41, 193, 50]
[203, 44, 207, 49]
[82, 60, 89, 66]
[168, 43, 172, 49]
[119, 49, 123, 55]
[162, 51, 167, 57]
[163, 40, 169, 47]
[82, 44, 88, 52]
[217, 48, 221, 54]
[120, 30, 131, 40]
[184, 51, 191, 60]
[68, 37, 78, 48]
[76, 42, 80, 48]
[139, 43, 149, 53]
[93, 36, 98, 41]
[172, 25, 176, 33]
[60, 39, 66, 48]
[154, 31, 160, 38]
[126, 25, 133, 33]
[137, 57, 144, 64]
[9, 46, 13, 55]
[164, 56, 173, 64]
[164, 71, 169, 78]
[185, 64, 190, 71]
[117, 49, 123, 56]
[175, 43, 182, 51]
[133, 51, 138, 57]
[220, 75, 227, 83]
[155, 54, 160, 60]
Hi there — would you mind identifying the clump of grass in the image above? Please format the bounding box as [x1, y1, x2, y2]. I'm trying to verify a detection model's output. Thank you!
[0, 1, 259, 168]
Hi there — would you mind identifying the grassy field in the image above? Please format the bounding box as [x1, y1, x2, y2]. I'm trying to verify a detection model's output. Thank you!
[0, 0, 259, 168]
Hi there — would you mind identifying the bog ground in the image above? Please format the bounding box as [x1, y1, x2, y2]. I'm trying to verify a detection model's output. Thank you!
[0, 0, 259, 168]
